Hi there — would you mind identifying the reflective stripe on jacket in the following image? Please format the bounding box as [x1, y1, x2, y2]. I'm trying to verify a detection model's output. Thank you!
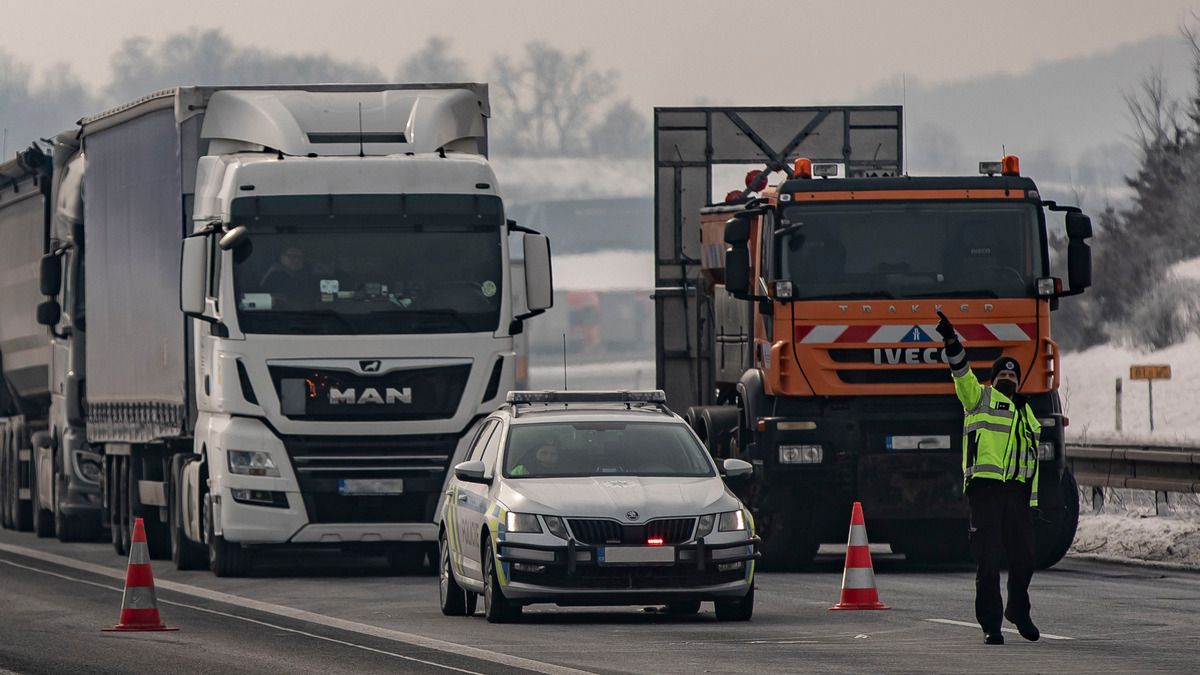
[951, 367, 1041, 507]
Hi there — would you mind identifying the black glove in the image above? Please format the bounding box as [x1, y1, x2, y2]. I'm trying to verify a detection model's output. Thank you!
[935, 311, 957, 342]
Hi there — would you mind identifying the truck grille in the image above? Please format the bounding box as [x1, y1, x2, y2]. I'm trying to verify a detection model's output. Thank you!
[567, 517, 696, 545]
[280, 434, 458, 523]
[269, 364, 470, 421]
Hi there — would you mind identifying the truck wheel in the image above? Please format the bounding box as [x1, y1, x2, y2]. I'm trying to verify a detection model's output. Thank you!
[482, 538, 521, 623]
[1, 426, 12, 529]
[715, 585, 754, 621]
[1035, 470, 1080, 570]
[108, 455, 130, 556]
[10, 421, 32, 532]
[439, 531, 471, 616]
[169, 455, 206, 570]
[758, 509, 819, 572]
[30, 456, 54, 538]
[128, 455, 170, 560]
[205, 495, 250, 577]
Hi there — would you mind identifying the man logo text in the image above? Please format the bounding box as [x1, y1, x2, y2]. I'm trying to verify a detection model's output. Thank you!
[329, 387, 413, 405]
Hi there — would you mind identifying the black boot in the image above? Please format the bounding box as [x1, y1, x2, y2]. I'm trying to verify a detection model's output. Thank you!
[984, 631, 1004, 645]
[1004, 608, 1040, 642]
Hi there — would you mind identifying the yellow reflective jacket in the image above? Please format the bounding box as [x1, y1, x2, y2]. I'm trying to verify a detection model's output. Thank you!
[952, 368, 1041, 507]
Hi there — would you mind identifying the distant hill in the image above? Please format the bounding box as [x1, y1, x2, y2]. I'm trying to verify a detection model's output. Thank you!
[862, 34, 1193, 207]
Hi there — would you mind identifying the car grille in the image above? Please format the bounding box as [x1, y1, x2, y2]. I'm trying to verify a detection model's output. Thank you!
[567, 517, 696, 545]
[511, 565, 744, 589]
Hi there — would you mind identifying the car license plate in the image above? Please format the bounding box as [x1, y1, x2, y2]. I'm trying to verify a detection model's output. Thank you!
[338, 478, 404, 495]
[886, 435, 951, 451]
[598, 546, 675, 565]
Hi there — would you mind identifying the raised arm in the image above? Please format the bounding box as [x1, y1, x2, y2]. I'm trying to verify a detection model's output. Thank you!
[936, 310, 981, 410]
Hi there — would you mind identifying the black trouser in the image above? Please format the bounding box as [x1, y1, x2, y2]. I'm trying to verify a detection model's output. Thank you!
[966, 478, 1035, 634]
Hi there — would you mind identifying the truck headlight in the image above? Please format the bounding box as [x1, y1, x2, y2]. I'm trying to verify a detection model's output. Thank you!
[505, 512, 542, 534]
[227, 450, 280, 477]
[1037, 442, 1055, 461]
[779, 444, 822, 464]
[718, 510, 747, 532]
[543, 515, 568, 539]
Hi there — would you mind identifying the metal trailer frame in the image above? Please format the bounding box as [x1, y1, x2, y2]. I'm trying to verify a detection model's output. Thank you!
[653, 106, 902, 409]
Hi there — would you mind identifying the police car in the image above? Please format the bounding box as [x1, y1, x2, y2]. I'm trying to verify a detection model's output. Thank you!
[438, 390, 759, 623]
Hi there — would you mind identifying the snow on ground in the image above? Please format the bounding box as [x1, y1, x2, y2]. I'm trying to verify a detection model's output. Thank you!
[1059, 334, 1200, 443]
[1072, 507, 1200, 569]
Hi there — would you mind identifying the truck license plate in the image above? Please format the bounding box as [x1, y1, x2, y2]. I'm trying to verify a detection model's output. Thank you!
[598, 546, 675, 565]
[886, 435, 950, 451]
[339, 479, 404, 495]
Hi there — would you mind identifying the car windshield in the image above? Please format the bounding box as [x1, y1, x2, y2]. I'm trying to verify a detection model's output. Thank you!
[503, 421, 715, 478]
[777, 202, 1043, 300]
[231, 194, 503, 335]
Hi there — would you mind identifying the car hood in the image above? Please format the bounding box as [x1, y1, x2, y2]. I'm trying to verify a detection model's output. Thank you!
[499, 475, 740, 520]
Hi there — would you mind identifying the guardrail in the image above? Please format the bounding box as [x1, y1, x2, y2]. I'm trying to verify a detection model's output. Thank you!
[1065, 441, 1200, 493]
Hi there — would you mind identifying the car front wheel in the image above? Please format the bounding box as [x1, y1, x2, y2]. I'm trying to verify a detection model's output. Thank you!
[482, 538, 521, 623]
[715, 585, 754, 621]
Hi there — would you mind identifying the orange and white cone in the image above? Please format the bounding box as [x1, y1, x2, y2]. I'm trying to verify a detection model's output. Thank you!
[103, 517, 178, 631]
[829, 501, 889, 611]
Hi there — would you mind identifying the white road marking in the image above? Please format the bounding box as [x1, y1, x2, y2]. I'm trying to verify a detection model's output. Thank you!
[926, 618, 1075, 640]
[0, 542, 593, 675]
[0, 558, 483, 675]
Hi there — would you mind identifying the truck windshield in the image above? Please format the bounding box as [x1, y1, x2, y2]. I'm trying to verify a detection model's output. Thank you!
[777, 202, 1043, 300]
[231, 194, 503, 335]
[503, 421, 716, 479]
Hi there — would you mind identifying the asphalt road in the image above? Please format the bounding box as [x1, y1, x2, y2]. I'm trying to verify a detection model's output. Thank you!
[1, 528, 1197, 674]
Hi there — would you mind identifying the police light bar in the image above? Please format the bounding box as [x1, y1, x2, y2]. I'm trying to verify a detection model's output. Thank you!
[811, 162, 840, 178]
[506, 390, 668, 405]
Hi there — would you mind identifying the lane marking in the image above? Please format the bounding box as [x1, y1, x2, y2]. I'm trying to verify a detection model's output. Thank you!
[926, 618, 1075, 640]
[0, 542, 592, 675]
[0, 558, 484, 675]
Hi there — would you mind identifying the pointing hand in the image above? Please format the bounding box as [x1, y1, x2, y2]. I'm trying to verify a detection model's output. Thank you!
[935, 311, 957, 341]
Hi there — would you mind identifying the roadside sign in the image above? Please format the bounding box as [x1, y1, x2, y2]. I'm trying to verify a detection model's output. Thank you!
[1130, 365, 1171, 381]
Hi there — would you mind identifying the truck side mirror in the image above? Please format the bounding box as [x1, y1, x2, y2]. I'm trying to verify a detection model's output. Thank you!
[724, 215, 750, 245]
[218, 225, 249, 251]
[725, 248, 751, 297]
[40, 254, 62, 297]
[36, 299, 61, 327]
[180, 235, 210, 317]
[522, 233, 554, 312]
[1065, 212, 1093, 292]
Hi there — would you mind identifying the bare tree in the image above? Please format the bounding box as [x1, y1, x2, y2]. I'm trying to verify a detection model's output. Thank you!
[588, 100, 650, 158]
[395, 37, 469, 83]
[490, 42, 617, 156]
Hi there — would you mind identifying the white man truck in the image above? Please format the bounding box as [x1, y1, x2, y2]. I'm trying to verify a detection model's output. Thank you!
[0, 84, 554, 576]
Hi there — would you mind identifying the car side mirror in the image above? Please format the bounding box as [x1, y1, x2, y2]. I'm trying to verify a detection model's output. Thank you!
[40, 253, 62, 297]
[454, 460, 490, 484]
[722, 458, 753, 478]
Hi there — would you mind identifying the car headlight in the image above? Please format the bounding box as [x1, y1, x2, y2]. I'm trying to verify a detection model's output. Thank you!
[779, 444, 823, 464]
[718, 510, 746, 532]
[544, 515, 568, 539]
[1037, 442, 1055, 461]
[505, 512, 543, 534]
[227, 450, 280, 477]
[695, 513, 716, 538]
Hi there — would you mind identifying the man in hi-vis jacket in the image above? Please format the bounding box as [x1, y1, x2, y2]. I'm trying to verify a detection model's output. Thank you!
[935, 311, 1041, 645]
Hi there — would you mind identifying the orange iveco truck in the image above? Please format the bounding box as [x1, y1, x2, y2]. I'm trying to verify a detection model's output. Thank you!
[653, 106, 1092, 570]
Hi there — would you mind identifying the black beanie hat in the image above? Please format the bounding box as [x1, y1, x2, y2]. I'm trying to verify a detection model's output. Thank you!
[991, 356, 1021, 382]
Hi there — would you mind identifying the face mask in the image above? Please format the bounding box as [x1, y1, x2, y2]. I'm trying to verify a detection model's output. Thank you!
[994, 379, 1017, 399]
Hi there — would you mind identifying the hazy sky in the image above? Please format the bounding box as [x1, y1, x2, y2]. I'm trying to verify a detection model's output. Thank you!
[3, 0, 1199, 109]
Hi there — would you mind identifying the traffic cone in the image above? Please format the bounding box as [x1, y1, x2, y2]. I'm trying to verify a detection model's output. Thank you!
[829, 501, 889, 610]
[103, 517, 178, 631]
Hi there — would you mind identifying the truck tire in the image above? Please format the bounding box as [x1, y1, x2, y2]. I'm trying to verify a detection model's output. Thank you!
[30, 432, 54, 537]
[9, 420, 32, 532]
[205, 495, 251, 577]
[169, 454, 206, 570]
[108, 455, 130, 556]
[128, 454, 170, 560]
[758, 508, 820, 572]
[1035, 469, 1080, 570]
[2, 423, 13, 529]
